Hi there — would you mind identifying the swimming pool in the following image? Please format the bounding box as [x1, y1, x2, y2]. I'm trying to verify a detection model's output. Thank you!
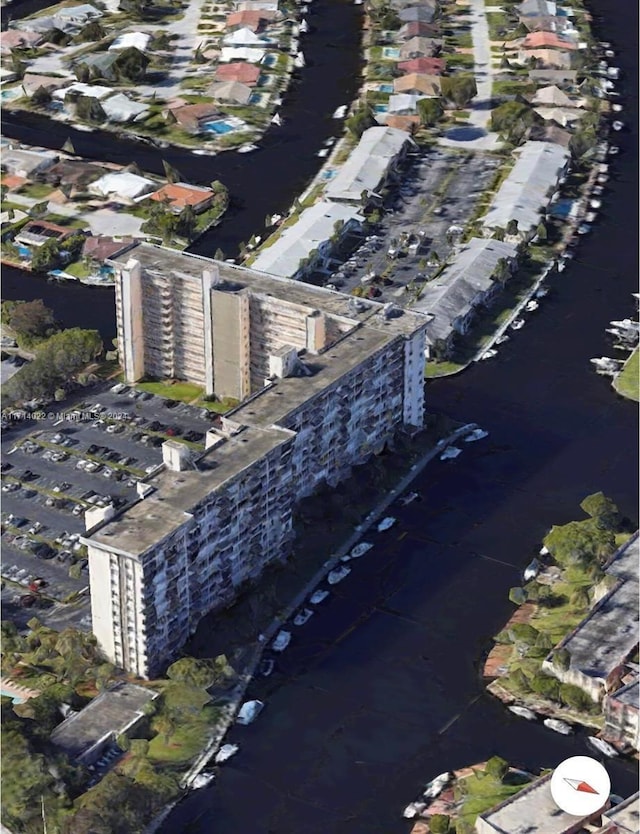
[382, 47, 400, 59]
[262, 53, 277, 67]
[0, 88, 21, 102]
[202, 120, 235, 135]
[378, 84, 394, 93]
[17, 245, 31, 258]
[1, 688, 24, 704]
[374, 104, 389, 113]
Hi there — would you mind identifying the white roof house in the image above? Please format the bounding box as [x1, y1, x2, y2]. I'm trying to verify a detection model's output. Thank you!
[388, 93, 427, 114]
[222, 27, 270, 46]
[531, 84, 578, 107]
[89, 171, 156, 201]
[325, 126, 412, 204]
[413, 238, 518, 347]
[251, 201, 364, 278]
[219, 46, 266, 63]
[101, 93, 150, 122]
[20, 3, 102, 32]
[52, 82, 114, 100]
[1, 147, 58, 177]
[482, 141, 570, 236]
[109, 32, 151, 52]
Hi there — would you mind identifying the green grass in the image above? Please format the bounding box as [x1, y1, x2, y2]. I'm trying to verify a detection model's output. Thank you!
[425, 360, 465, 377]
[16, 182, 55, 199]
[135, 379, 203, 403]
[148, 704, 221, 765]
[64, 260, 92, 279]
[613, 347, 639, 402]
[455, 770, 529, 833]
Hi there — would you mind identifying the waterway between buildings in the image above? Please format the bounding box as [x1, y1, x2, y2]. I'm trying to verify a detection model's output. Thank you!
[1, 0, 638, 830]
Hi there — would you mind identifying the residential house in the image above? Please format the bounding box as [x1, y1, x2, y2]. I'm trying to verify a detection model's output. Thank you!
[517, 0, 556, 16]
[219, 46, 266, 63]
[89, 171, 156, 201]
[101, 93, 149, 123]
[207, 80, 253, 105]
[399, 37, 442, 60]
[542, 532, 639, 703]
[0, 29, 43, 54]
[83, 235, 136, 265]
[166, 102, 220, 134]
[234, 0, 279, 11]
[531, 84, 581, 107]
[532, 106, 584, 127]
[19, 73, 72, 97]
[250, 200, 364, 279]
[148, 182, 216, 214]
[18, 3, 102, 33]
[214, 61, 261, 85]
[390, 0, 437, 11]
[226, 10, 275, 31]
[52, 81, 114, 101]
[385, 114, 420, 131]
[394, 72, 441, 96]
[519, 47, 573, 69]
[397, 56, 445, 75]
[36, 159, 111, 193]
[521, 31, 577, 50]
[482, 141, 570, 240]
[388, 93, 427, 115]
[1, 147, 58, 178]
[15, 220, 75, 248]
[324, 126, 413, 205]
[604, 674, 639, 753]
[109, 32, 151, 52]
[50, 683, 158, 766]
[75, 52, 121, 82]
[222, 27, 272, 46]
[528, 68, 577, 85]
[412, 238, 518, 358]
[398, 21, 440, 41]
[398, 6, 437, 24]
[527, 122, 572, 147]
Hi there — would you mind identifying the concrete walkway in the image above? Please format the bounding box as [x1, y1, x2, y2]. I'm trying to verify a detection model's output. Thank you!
[439, 0, 502, 151]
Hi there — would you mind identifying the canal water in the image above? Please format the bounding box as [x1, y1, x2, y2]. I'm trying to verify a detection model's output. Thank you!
[2, 0, 638, 829]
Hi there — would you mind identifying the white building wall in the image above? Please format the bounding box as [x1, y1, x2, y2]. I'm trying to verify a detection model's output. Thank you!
[403, 328, 426, 428]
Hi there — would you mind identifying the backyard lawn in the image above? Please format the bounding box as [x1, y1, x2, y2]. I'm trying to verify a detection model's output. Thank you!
[455, 769, 530, 833]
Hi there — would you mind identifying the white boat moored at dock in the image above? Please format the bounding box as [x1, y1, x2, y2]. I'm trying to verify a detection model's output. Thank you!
[215, 743, 239, 764]
[511, 319, 525, 331]
[588, 736, 618, 758]
[544, 719, 573, 736]
[328, 565, 351, 584]
[612, 120, 624, 131]
[464, 428, 488, 443]
[332, 104, 347, 119]
[509, 705, 537, 721]
[271, 630, 292, 652]
[377, 516, 396, 532]
[440, 446, 462, 461]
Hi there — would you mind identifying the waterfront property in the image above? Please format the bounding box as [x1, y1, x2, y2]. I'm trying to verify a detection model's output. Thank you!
[604, 673, 639, 752]
[87, 243, 429, 676]
[413, 238, 519, 359]
[542, 532, 639, 703]
[324, 126, 414, 205]
[481, 141, 570, 241]
[148, 182, 216, 214]
[50, 682, 158, 766]
[250, 201, 364, 279]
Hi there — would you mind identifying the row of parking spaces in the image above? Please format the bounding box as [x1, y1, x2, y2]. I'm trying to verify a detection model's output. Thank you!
[315, 149, 501, 303]
[1, 381, 217, 607]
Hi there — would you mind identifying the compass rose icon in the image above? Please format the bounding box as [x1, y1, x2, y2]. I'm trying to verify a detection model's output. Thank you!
[550, 756, 610, 816]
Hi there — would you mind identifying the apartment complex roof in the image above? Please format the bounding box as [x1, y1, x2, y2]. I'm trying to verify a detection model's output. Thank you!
[324, 126, 412, 203]
[413, 238, 518, 344]
[482, 141, 570, 234]
[250, 201, 364, 278]
[555, 533, 639, 682]
[602, 793, 640, 834]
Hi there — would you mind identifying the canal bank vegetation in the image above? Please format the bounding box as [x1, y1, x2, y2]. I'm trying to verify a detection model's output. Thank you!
[613, 347, 639, 402]
[1, 620, 237, 834]
[485, 494, 633, 725]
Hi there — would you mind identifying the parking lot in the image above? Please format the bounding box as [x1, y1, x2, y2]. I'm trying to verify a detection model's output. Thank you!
[1, 382, 216, 628]
[312, 147, 501, 305]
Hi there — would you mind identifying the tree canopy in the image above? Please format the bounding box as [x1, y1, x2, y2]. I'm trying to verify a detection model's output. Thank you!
[440, 74, 477, 108]
[417, 97, 444, 126]
[4, 299, 58, 345]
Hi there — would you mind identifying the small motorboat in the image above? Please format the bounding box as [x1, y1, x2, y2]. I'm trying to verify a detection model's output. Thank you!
[299, 19, 308, 32]
[495, 334, 509, 345]
[609, 145, 620, 155]
[480, 349, 497, 360]
[323, 137, 336, 148]
[333, 104, 347, 119]
[271, 630, 292, 652]
[294, 52, 306, 68]
[585, 211, 598, 223]
[534, 287, 548, 299]
[293, 608, 314, 626]
[192, 772, 215, 789]
[597, 173, 609, 184]
[589, 199, 602, 209]
[588, 736, 618, 758]
[400, 492, 420, 506]
[377, 516, 396, 532]
[556, 259, 566, 274]
[259, 658, 275, 677]
[236, 699, 265, 725]
[440, 446, 462, 461]
[215, 743, 239, 764]
[237, 143, 259, 154]
[269, 213, 282, 226]
[316, 148, 329, 158]
[423, 772, 452, 799]
[544, 718, 573, 736]
[309, 588, 330, 604]
[403, 802, 427, 819]
[607, 66, 620, 79]
[350, 541, 374, 559]
[328, 565, 351, 585]
[511, 319, 525, 331]
[539, 545, 549, 556]
[612, 120, 624, 131]
[577, 223, 592, 235]
[509, 705, 537, 721]
[525, 300, 539, 312]
[465, 428, 488, 443]
[612, 103, 623, 113]
[604, 48, 615, 58]
[523, 558, 540, 582]
[271, 112, 282, 126]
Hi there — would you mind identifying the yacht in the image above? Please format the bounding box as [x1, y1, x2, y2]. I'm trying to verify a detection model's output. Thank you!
[523, 559, 540, 582]
[423, 772, 452, 799]
[440, 446, 462, 461]
[465, 428, 489, 443]
[480, 349, 497, 360]
[611, 103, 623, 113]
[495, 334, 510, 345]
[403, 802, 427, 819]
[534, 287, 548, 298]
[612, 120, 624, 131]
[588, 737, 618, 758]
[511, 319, 525, 331]
[271, 630, 292, 652]
[309, 589, 330, 604]
[328, 565, 351, 585]
[590, 357, 622, 376]
[192, 772, 215, 789]
[237, 143, 259, 154]
[236, 700, 265, 725]
[215, 744, 239, 764]
[544, 719, 573, 736]
[377, 516, 396, 532]
[539, 545, 549, 556]
[294, 52, 306, 68]
[585, 211, 598, 223]
[333, 104, 347, 119]
[577, 223, 592, 235]
[509, 705, 537, 721]
[607, 66, 620, 79]
[316, 148, 329, 157]
[590, 199, 602, 209]
[349, 541, 374, 559]
[299, 19, 308, 32]
[293, 608, 314, 626]
[525, 300, 539, 313]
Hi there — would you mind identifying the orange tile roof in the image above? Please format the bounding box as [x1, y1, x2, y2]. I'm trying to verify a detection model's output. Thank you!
[522, 31, 577, 49]
[214, 62, 261, 85]
[149, 182, 214, 210]
[2, 174, 27, 190]
[226, 9, 273, 31]
[397, 57, 446, 75]
[385, 114, 420, 131]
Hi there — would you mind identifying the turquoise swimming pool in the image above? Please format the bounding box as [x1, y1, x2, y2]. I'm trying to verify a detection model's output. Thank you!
[202, 120, 234, 135]
[262, 53, 277, 67]
[378, 83, 394, 93]
[374, 104, 389, 113]
[1, 688, 24, 704]
[382, 47, 400, 59]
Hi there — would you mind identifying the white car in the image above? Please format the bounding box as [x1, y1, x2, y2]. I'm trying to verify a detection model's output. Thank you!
[271, 631, 292, 652]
